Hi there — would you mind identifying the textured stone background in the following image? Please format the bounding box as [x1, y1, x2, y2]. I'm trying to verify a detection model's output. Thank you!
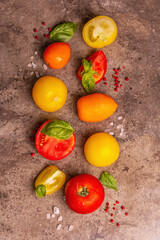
[0, 0, 160, 240]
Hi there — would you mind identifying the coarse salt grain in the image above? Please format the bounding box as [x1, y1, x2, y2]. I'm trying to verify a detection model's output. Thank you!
[68, 225, 73, 231]
[32, 62, 37, 68]
[30, 71, 34, 76]
[57, 224, 62, 230]
[27, 63, 32, 68]
[109, 122, 114, 126]
[58, 216, 63, 221]
[53, 206, 60, 215]
[34, 51, 38, 55]
[104, 129, 110, 133]
[43, 64, 48, 70]
[109, 132, 114, 136]
[117, 116, 123, 120]
[30, 56, 34, 60]
[35, 71, 39, 78]
[46, 213, 51, 219]
[116, 125, 121, 129]
[51, 213, 55, 218]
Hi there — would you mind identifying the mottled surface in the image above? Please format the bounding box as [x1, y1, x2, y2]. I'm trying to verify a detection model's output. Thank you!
[0, 0, 160, 240]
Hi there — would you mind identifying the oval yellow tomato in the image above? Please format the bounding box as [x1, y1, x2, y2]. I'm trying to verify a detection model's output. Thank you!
[32, 76, 67, 112]
[84, 132, 120, 167]
[35, 165, 66, 197]
[82, 16, 118, 48]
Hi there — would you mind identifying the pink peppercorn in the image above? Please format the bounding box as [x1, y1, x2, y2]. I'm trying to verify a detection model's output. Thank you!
[110, 219, 114, 223]
[104, 82, 107, 85]
[35, 36, 39, 40]
[111, 213, 113, 216]
[125, 212, 128, 216]
[120, 84, 123, 87]
[125, 77, 129, 81]
[106, 203, 109, 206]
[42, 22, 46, 25]
[114, 204, 116, 206]
[121, 206, 125, 210]
[115, 72, 119, 75]
[44, 34, 48, 38]
[112, 75, 116, 79]
[105, 209, 108, 212]
[34, 29, 38, 33]
[113, 207, 116, 210]
[117, 68, 121, 72]
[115, 77, 119, 80]
[123, 66, 125, 68]
[116, 201, 119, 204]
[117, 223, 120, 227]
[114, 88, 118, 92]
[48, 34, 50, 38]
[30, 136, 34, 141]
[31, 153, 35, 157]
[48, 28, 51, 31]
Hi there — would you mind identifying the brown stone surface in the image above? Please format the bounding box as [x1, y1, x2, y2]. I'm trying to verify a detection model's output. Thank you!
[0, 0, 160, 239]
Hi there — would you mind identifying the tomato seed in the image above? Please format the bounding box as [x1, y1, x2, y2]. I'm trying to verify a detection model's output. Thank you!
[34, 29, 38, 32]
[116, 201, 119, 204]
[105, 209, 108, 212]
[110, 219, 114, 223]
[117, 223, 120, 227]
[35, 36, 39, 40]
[113, 207, 116, 210]
[125, 212, 128, 216]
[48, 28, 51, 31]
[125, 77, 129, 81]
[121, 206, 125, 210]
[31, 153, 35, 157]
[44, 34, 48, 38]
[42, 22, 46, 25]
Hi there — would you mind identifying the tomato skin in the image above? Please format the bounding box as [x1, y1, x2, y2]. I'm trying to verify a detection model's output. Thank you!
[35, 120, 76, 161]
[77, 51, 107, 84]
[65, 174, 105, 214]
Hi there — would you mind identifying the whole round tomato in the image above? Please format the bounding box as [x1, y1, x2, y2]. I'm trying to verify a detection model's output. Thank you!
[65, 174, 105, 214]
[43, 42, 71, 69]
[82, 16, 117, 48]
[32, 76, 67, 112]
[35, 120, 76, 161]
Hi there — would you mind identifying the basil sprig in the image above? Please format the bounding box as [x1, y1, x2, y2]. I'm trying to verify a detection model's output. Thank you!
[50, 22, 78, 42]
[81, 59, 99, 94]
[41, 119, 74, 140]
[99, 172, 118, 191]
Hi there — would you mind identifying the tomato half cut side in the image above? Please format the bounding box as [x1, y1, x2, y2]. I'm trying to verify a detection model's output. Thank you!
[35, 120, 76, 161]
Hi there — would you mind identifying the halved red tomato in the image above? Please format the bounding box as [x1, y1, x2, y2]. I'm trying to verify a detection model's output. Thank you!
[35, 120, 76, 161]
[77, 50, 107, 84]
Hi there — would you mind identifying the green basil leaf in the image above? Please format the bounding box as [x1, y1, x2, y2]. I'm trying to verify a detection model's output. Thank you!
[50, 22, 78, 42]
[82, 73, 95, 94]
[90, 70, 99, 75]
[82, 59, 92, 71]
[41, 119, 74, 140]
[99, 172, 118, 191]
[35, 185, 46, 198]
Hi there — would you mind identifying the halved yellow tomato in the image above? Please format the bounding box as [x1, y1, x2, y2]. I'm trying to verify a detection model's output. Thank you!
[82, 16, 118, 48]
[35, 165, 66, 197]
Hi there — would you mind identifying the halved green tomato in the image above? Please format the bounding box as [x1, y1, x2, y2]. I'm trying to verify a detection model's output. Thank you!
[35, 165, 66, 197]
[82, 16, 118, 48]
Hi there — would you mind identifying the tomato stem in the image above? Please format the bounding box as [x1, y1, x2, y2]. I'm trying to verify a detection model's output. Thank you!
[77, 184, 89, 197]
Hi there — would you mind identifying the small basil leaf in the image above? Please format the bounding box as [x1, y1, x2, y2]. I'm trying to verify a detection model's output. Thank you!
[82, 73, 95, 94]
[41, 119, 74, 140]
[99, 172, 118, 191]
[50, 22, 78, 42]
[82, 59, 92, 71]
[35, 185, 46, 198]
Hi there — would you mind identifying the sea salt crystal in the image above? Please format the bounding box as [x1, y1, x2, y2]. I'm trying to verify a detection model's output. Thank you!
[30, 56, 34, 60]
[35, 71, 39, 78]
[30, 71, 34, 76]
[120, 128, 124, 136]
[34, 51, 38, 55]
[51, 213, 55, 218]
[58, 216, 63, 221]
[27, 63, 32, 68]
[53, 206, 60, 215]
[32, 62, 37, 68]
[109, 132, 114, 136]
[46, 213, 51, 219]
[104, 129, 110, 133]
[57, 224, 62, 230]
[109, 122, 114, 126]
[116, 125, 121, 129]
[117, 116, 123, 120]
[68, 225, 73, 231]
[43, 64, 48, 70]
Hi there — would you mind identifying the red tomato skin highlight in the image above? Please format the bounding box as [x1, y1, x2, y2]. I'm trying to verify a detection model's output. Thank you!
[77, 50, 107, 84]
[65, 174, 105, 214]
[35, 120, 76, 161]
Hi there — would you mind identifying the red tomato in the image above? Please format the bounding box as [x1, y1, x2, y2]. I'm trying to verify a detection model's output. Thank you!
[77, 50, 107, 84]
[35, 120, 76, 161]
[65, 174, 105, 214]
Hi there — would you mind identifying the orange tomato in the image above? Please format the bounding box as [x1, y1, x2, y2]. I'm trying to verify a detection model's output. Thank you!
[43, 42, 71, 69]
[77, 93, 118, 122]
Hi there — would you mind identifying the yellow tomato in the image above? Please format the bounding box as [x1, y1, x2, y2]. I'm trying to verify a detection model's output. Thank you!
[84, 132, 120, 167]
[82, 16, 118, 48]
[35, 165, 66, 197]
[32, 76, 67, 112]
